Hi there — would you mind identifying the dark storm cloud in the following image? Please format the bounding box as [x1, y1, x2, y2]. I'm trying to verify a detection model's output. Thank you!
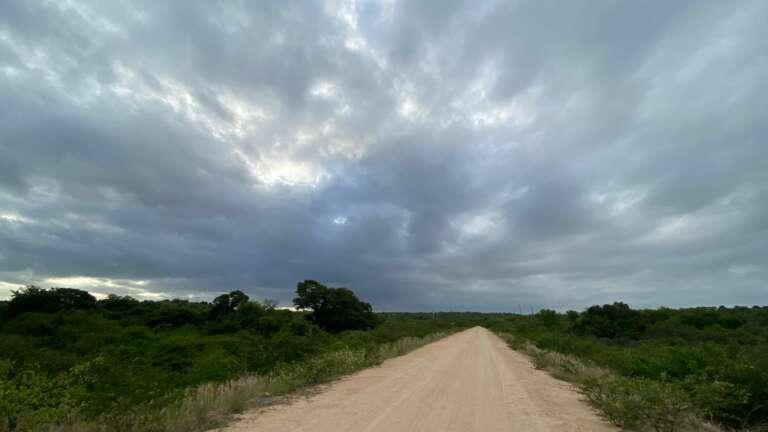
[1, 0, 766, 309]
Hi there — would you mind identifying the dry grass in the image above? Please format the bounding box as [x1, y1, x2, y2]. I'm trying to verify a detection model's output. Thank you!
[376, 333, 448, 359]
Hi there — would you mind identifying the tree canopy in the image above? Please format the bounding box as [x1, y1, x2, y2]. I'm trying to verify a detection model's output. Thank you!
[293, 280, 378, 333]
[7, 285, 96, 317]
[572, 302, 644, 339]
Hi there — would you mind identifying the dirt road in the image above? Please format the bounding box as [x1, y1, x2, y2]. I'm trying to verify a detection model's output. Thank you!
[221, 327, 616, 431]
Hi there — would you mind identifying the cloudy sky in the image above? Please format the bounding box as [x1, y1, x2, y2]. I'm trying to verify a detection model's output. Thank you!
[1, 0, 767, 311]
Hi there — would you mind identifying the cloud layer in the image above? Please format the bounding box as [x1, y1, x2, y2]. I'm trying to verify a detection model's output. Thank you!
[1, 0, 767, 310]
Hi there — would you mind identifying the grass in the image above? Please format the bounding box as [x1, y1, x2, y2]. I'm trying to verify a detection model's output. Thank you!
[495, 332, 727, 432]
[44, 331, 452, 432]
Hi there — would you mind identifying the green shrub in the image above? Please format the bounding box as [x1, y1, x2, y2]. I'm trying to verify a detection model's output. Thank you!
[45, 332, 452, 432]
[488, 306, 768, 430]
[581, 375, 699, 432]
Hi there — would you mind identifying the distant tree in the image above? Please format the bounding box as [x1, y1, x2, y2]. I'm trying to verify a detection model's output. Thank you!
[228, 290, 249, 310]
[8, 286, 96, 316]
[0, 301, 8, 323]
[537, 309, 560, 329]
[263, 299, 279, 311]
[236, 301, 266, 328]
[572, 302, 643, 339]
[565, 310, 580, 323]
[680, 309, 745, 330]
[293, 280, 378, 333]
[145, 299, 208, 328]
[210, 290, 250, 319]
[99, 294, 140, 311]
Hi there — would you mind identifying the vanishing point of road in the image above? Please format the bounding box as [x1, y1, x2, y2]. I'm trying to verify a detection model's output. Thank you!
[221, 327, 617, 432]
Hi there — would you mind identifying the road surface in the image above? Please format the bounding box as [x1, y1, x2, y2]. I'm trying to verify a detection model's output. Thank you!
[220, 327, 616, 432]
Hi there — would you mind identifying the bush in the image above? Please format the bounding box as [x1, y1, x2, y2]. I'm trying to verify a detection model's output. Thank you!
[582, 375, 699, 432]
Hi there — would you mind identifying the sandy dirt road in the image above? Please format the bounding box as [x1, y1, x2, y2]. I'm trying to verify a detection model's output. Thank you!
[220, 327, 617, 432]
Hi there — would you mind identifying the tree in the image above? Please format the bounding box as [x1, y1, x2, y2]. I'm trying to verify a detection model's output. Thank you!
[210, 290, 250, 319]
[99, 294, 139, 312]
[8, 286, 96, 316]
[566, 310, 580, 324]
[536, 309, 560, 329]
[572, 302, 643, 339]
[263, 299, 278, 311]
[228, 291, 249, 310]
[293, 280, 378, 333]
[235, 301, 265, 328]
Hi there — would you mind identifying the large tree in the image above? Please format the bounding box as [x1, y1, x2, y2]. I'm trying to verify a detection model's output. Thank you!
[293, 280, 378, 333]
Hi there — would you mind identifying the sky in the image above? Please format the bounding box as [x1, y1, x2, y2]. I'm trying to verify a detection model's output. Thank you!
[1, 0, 767, 311]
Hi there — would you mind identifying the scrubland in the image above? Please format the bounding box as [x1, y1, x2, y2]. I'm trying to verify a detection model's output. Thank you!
[2, 285, 766, 431]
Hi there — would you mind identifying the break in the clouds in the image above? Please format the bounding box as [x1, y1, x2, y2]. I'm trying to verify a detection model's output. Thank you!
[1, 0, 767, 310]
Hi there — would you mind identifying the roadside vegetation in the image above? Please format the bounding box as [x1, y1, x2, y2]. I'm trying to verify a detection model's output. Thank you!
[2, 283, 766, 432]
[0, 283, 469, 431]
[483, 304, 768, 431]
